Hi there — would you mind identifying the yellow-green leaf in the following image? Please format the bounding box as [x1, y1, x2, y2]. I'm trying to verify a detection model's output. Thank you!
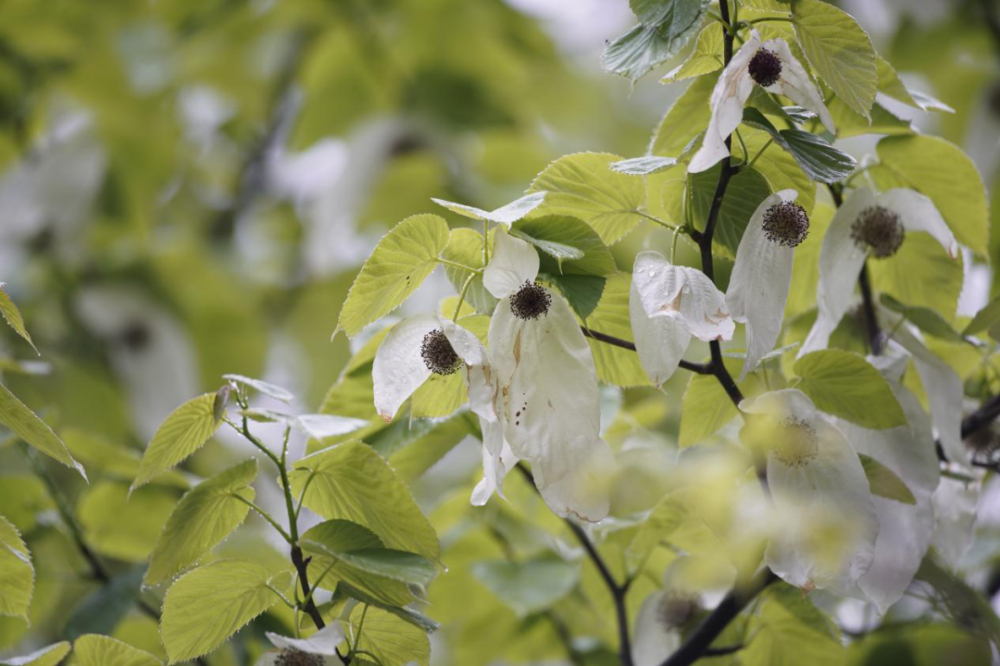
[72, 634, 162, 666]
[679, 358, 762, 447]
[858, 454, 915, 505]
[792, 0, 877, 119]
[145, 459, 258, 587]
[0, 382, 86, 479]
[794, 350, 906, 429]
[160, 560, 289, 664]
[77, 482, 176, 563]
[131, 394, 221, 492]
[581, 273, 652, 387]
[0, 284, 37, 355]
[0, 514, 32, 620]
[349, 605, 430, 666]
[336, 214, 450, 338]
[289, 441, 439, 560]
[0, 642, 71, 666]
[527, 152, 647, 245]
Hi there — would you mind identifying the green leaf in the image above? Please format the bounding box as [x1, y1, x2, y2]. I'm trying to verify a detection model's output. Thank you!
[876, 135, 989, 251]
[602, 0, 708, 81]
[431, 192, 545, 226]
[349, 605, 430, 666]
[650, 75, 714, 157]
[512, 215, 616, 277]
[62, 429, 187, 489]
[387, 412, 476, 482]
[742, 583, 843, 666]
[336, 214, 450, 338]
[131, 393, 221, 492]
[879, 294, 965, 343]
[827, 97, 913, 139]
[858, 454, 915, 505]
[440, 227, 497, 314]
[582, 273, 652, 387]
[301, 520, 419, 607]
[0, 284, 37, 355]
[689, 164, 772, 258]
[680, 358, 762, 447]
[527, 153, 648, 245]
[160, 560, 289, 664]
[741, 108, 857, 183]
[289, 441, 439, 559]
[336, 582, 440, 633]
[0, 382, 86, 478]
[964, 296, 1000, 339]
[222, 374, 294, 403]
[73, 634, 162, 666]
[539, 273, 606, 320]
[611, 156, 678, 175]
[78, 482, 177, 563]
[661, 21, 724, 82]
[847, 623, 991, 666]
[471, 556, 578, 616]
[145, 459, 258, 587]
[792, 0, 877, 119]
[0, 642, 71, 666]
[739, 128, 815, 215]
[65, 568, 144, 640]
[868, 233, 963, 325]
[794, 350, 906, 429]
[0, 514, 32, 620]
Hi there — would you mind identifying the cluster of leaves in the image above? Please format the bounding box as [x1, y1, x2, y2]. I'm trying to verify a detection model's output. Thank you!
[1, 0, 1000, 666]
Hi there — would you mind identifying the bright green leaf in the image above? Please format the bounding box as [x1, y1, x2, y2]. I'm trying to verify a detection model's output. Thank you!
[794, 350, 906, 429]
[0, 382, 86, 479]
[662, 21, 724, 82]
[336, 214, 450, 338]
[160, 560, 289, 664]
[742, 583, 843, 666]
[289, 441, 439, 559]
[131, 393, 221, 492]
[792, 0, 877, 119]
[858, 454, 915, 505]
[868, 233, 963, 325]
[0, 642, 71, 666]
[145, 459, 258, 587]
[349, 605, 430, 666]
[78, 482, 176, 563]
[0, 514, 32, 620]
[680, 358, 762, 446]
[431, 192, 545, 226]
[73, 634, 162, 666]
[581, 273, 652, 387]
[527, 153, 648, 245]
[0, 284, 37, 355]
[650, 75, 714, 157]
[440, 227, 497, 314]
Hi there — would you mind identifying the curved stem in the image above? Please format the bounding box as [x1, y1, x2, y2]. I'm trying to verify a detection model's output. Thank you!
[579, 326, 713, 375]
[231, 493, 293, 544]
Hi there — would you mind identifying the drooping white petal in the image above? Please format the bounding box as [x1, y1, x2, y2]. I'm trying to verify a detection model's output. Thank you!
[764, 38, 836, 134]
[727, 190, 799, 380]
[471, 432, 518, 506]
[931, 476, 980, 568]
[632, 592, 681, 666]
[836, 381, 939, 612]
[891, 325, 968, 467]
[688, 31, 762, 173]
[743, 389, 879, 594]
[483, 231, 540, 299]
[630, 277, 691, 385]
[489, 290, 613, 521]
[440, 319, 488, 367]
[633, 252, 734, 342]
[878, 188, 958, 258]
[266, 623, 346, 656]
[372, 314, 439, 421]
[800, 187, 877, 356]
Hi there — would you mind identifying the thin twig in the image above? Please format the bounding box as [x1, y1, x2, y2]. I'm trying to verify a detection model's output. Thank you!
[579, 326, 713, 375]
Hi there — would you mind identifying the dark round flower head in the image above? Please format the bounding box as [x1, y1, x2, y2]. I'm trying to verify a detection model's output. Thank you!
[851, 206, 905, 259]
[762, 201, 809, 248]
[657, 593, 698, 630]
[275, 649, 324, 666]
[510, 281, 551, 320]
[420, 329, 462, 375]
[748, 48, 782, 88]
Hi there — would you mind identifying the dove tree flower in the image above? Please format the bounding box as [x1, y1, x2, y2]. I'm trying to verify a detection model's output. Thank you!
[629, 251, 735, 385]
[803, 187, 958, 357]
[726, 190, 809, 380]
[740, 389, 879, 595]
[688, 29, 836, 173]
[482, 230, 614, 521]
[255, 623, 345, 665]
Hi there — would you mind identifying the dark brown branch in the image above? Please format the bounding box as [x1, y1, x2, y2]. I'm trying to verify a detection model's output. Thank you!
[657, 570, 778, 666]
[580, 326, 713, 375]
[516, 464, 633, 666]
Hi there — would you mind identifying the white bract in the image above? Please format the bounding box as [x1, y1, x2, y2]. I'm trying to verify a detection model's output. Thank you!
[630, 251, 734, 385]
[740, 389, 878, 595]
[689, 30, 835, 173]
[255, 623, 345, 665]
[726, 189, 805, 380]
[833, 356, 940, 613]
[802, 187, 958, 356]
[482, 230, 615, 521]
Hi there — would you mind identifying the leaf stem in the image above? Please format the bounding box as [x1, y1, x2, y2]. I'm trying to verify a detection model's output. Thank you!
[636, 209, 681, 231]
[436, 257, 483, 274]
[230, 493, 293, 544]
[453, 272, 477, 322]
